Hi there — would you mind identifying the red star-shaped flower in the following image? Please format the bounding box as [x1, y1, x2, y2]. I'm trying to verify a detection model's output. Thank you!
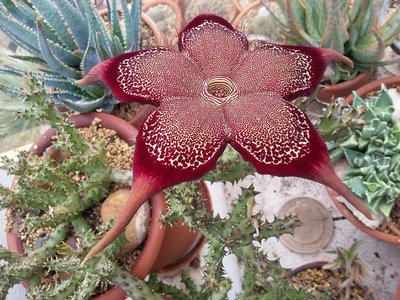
[78, 14, 372, 260]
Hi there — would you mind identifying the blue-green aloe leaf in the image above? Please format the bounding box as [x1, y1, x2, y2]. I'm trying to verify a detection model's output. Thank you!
[36, 20, 80, 79]
[81, 0, 115, 60]
[81, 27, 100, 76]
[107, 0, 123, 47]
[30, 0, 77, 50]
[54, 0, 89, 50]
[55, 93, 116, 113]
[0, 0, 36, 28]
[0, 12, 40, 55]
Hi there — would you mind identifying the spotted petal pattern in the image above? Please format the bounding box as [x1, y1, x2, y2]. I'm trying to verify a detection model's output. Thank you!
[78, 14, 372, 262]
[77, 48, 202, 105]
[233, 44, 352, 101]
[179, 14, 248, 78]
[226, 92, 329, 181]
[133, 97, 227, 189]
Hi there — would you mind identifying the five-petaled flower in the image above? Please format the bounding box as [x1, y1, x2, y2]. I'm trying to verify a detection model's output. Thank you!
[78, 14, 372, 261]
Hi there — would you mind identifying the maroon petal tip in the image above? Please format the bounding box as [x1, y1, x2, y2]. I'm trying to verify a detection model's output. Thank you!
[76, 60, 111, 86]
[83, 177, 156, 262]
[181, 13, 235, 34]
[319, 48, 353, 67]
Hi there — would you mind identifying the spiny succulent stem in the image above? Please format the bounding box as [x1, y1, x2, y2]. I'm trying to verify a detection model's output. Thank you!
[112, 269, 163, 300]
[83, 176, 155, 262]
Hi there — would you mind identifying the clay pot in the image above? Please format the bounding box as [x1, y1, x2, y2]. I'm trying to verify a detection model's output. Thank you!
[317, 72, 374, 103]
[288, 261, 374, 300]
[396, 282, 400, 300]
[287, 260, 329, 277]
[343, 75, 400, 105]
[6, 112, 212, 299]
[327, 187, 400, 245]
[326, 76, 400, 245]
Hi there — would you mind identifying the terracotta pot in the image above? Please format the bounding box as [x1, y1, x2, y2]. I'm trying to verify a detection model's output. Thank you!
[327, 188, 400, 245]
[288, 261, 374, 299]
[343, 75, 400, 105]
[6, 112, 212, 299]
[317, 71, 374, 103]
[396, 282, 400, 300]
[326, 76, 400, 244]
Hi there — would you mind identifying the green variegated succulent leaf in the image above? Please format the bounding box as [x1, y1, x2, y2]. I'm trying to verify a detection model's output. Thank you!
[320, 85, 400, 219]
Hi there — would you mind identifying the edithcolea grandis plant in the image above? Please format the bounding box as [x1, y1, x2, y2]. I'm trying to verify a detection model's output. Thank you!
[78, 14, 373, 261]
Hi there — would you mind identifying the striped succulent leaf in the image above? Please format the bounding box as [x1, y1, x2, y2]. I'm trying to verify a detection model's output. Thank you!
[0, 0, 142, 112]
[264, 0, 400, 83]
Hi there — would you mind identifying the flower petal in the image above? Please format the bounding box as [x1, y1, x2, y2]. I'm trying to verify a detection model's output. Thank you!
[133, 97, 227, 189]
[77, 48, 202, 105]
[226, 92, 314, 175]
[179, 14, 248, 78]
[232, 44, 353, 101]
[226, 92, 372, 219]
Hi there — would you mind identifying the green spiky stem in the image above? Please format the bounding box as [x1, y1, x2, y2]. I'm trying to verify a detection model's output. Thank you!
[112, 269, 163, 300]
[20, 78, 88, 152]
[209, 280, 231, 300]
[0, 222, 69, 295]
[25, 222, 70, 261]
[203, 146, 255, 182]
[28, 274, 84, 300]
[26, 170, 110, 228]
[148, 273, 189, 300]
[163, 184, 298, 296]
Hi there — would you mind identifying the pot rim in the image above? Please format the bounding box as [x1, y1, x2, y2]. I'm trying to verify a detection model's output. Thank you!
[317, 71, 374, 103]
[343, 75, 400, 105]
[327, 188, 400, 245]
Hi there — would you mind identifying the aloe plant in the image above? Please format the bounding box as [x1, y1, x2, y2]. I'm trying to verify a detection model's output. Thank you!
[323, 240, 372, 300]
[264, 0, 400, 83]
[0, 0, 141, 112]
[319, 85, 400, 218]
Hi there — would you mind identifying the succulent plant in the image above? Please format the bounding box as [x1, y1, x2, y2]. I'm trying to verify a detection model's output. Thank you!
[264, 0, 400, 83]
[0, 78, 111, 228]
[0, 78, 163, 299]
[78, 13, 372, 262]
[319, 85, 400, 218]
[0, 222, 70, 298]
[157, 182, 303, 299]
[0, 217, 162, 299]
[323, 240, 372, 299]
[0, 47, 42, 139]
[0, 0, 141, 112]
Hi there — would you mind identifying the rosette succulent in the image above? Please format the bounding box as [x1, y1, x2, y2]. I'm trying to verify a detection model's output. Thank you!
[321, 86, 400, 218]
[78, 14, 372, 260]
